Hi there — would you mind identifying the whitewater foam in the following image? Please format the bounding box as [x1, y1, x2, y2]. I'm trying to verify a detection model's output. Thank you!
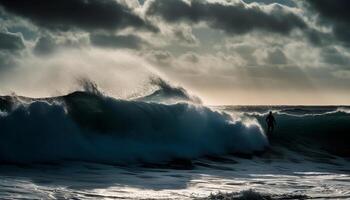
[0, 111, 7, 117]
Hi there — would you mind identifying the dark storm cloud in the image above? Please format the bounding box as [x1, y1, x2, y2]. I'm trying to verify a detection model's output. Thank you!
[322, 47, 350, 66]
[0, 0, 157, 32]
[0, 31, 25, 51]
[0, 8, 38, 40]
[0, 30, 23, 70]
[90, 34, 146, 49]
[307, 0, 350, 24]
[307, 0, 350, 45]
[146, 0, 306, 35]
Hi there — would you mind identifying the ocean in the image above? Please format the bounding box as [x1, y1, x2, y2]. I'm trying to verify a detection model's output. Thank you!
[0, 89, 349, 199]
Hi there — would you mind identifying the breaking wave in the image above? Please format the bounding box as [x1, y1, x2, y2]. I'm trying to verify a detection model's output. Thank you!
[0, 91, 267, 164]
[1, 77, 348, 165]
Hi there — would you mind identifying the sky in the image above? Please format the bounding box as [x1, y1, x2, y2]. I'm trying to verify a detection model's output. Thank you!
[0, 0, 349, 105]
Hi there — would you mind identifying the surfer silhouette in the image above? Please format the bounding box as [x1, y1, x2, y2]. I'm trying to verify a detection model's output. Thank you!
[266, 111, 276, 135]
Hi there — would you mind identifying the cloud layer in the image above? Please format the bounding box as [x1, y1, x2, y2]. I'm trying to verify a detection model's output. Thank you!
[146, 0, 306, 35]
[0, 0, 349, 104]
[0, 0, 156, 32]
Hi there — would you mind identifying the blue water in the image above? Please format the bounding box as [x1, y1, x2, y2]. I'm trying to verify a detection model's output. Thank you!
[0, 89, 349, 199]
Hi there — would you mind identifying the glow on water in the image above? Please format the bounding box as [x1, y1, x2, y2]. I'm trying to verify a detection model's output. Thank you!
[0, 156, 349, 199]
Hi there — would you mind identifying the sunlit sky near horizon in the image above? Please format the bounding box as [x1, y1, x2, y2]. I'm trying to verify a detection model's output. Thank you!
[0, 0, 349, 105]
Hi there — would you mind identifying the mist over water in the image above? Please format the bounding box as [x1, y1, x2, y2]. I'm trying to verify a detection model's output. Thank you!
[0, 49, 162, 99]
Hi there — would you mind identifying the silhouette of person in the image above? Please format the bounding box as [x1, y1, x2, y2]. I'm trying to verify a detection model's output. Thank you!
[266, 111, 276, 135]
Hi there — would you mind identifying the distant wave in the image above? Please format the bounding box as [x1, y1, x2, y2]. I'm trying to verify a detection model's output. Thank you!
[219, 105, 350, 158]
[0, 91, 267, 164]
[278, 107, 350, 117]
[239, 106, 350, 117]
[251, 110, 350, 157]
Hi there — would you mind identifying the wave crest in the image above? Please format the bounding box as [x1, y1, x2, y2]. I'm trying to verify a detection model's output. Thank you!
[135, 77, 202, 104]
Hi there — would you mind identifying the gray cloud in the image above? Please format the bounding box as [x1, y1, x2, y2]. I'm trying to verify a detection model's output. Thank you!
[322, 47, 350, 66]
[173, 28, 198, 45]
[0, 29, 24, 70]
[307, 0, 350, 46]
[228, 44, 258, 65]
[33, 34, 89, 55]
[0, 51, 17, 70]
[180, 52, 199, 63]
[0, 8, 39, 41]
[146, 0, 306, 35]
[0, 30, 24, 51]
[0, 0, 157, 32]
[143, 50, 174, 67]
[266, 48, 287, 65]
[33, 35, 56, 55]
[150, 51, 172, 61]
[0, 31, 23, 70]
[90, 34, 146, 49]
